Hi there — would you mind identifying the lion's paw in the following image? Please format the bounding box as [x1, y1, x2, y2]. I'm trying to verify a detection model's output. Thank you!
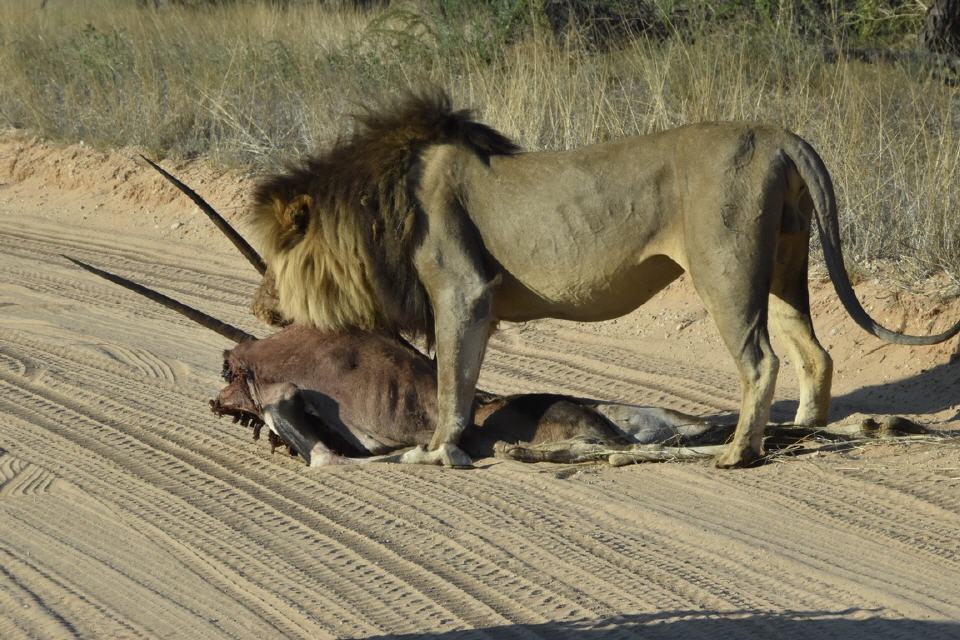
[400, 444, 473, 468]
[438, 443, 473, 468]
[715, 444, 763, 469]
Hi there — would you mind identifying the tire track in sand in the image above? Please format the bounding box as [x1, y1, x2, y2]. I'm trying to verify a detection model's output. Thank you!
[2, 209, 960, 638]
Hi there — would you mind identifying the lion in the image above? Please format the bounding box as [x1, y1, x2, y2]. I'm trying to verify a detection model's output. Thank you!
[249, 90, 960, 469]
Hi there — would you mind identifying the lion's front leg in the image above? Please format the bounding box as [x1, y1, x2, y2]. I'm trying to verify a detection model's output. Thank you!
[410, 168, 499, 468]
[403, 282, 494, 468]
[432, 284, 493, 467]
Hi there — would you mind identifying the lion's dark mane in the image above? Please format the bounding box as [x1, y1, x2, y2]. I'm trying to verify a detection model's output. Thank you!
[251, 90, 518, 341]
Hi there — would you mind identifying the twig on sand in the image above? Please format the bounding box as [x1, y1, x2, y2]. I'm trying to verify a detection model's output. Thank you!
[495, 416, 959, 467]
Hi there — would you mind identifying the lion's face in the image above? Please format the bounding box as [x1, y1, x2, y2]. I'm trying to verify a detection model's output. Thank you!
[254, 188, 384, 333]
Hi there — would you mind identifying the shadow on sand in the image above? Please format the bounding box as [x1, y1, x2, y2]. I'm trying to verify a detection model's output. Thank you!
[364, 609, 960, 639]
[767, 356, 959, 424]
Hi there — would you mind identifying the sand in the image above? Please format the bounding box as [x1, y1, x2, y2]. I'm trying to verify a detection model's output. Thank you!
[1, 133, 960, 639]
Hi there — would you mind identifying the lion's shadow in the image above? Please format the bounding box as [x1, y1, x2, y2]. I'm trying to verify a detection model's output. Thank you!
[363, 609, 960, 639]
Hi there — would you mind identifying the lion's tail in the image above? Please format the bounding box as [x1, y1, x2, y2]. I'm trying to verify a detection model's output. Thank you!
[782, 133, 960, 346]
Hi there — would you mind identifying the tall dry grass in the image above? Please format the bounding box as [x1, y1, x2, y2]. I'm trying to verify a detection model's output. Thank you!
[0, 0, 958, 287]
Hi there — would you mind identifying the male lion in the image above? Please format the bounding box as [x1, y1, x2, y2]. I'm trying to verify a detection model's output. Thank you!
[250, 90, 960, 469]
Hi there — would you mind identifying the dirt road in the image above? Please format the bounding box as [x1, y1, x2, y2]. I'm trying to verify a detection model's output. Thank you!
[1, 138, 959, 638]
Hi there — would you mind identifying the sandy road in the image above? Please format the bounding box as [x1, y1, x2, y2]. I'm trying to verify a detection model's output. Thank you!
[1, 193, 960, 638]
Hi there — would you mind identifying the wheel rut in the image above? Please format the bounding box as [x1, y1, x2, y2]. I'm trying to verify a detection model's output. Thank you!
[2, 209, 959, 638]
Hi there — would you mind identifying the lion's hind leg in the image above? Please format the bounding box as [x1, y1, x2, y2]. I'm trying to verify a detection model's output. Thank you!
[685, 277, 780, 468]
[708, 309, 779, 468]
[685, 214, 781, 468]
[770, 234, 833, 426]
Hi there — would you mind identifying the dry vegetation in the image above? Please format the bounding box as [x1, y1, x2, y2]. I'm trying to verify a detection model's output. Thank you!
[0, 0, 958, 286]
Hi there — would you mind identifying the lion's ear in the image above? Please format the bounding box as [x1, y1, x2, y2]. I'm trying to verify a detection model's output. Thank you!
[282, 195, 313, 235]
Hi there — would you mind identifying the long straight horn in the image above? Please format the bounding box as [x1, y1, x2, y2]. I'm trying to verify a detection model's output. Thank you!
[140, 155, 267, 275]
[63, 255, 256, 344]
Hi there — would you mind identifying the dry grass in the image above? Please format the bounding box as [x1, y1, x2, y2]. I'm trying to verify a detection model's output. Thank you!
[1, 0, 958, 286]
